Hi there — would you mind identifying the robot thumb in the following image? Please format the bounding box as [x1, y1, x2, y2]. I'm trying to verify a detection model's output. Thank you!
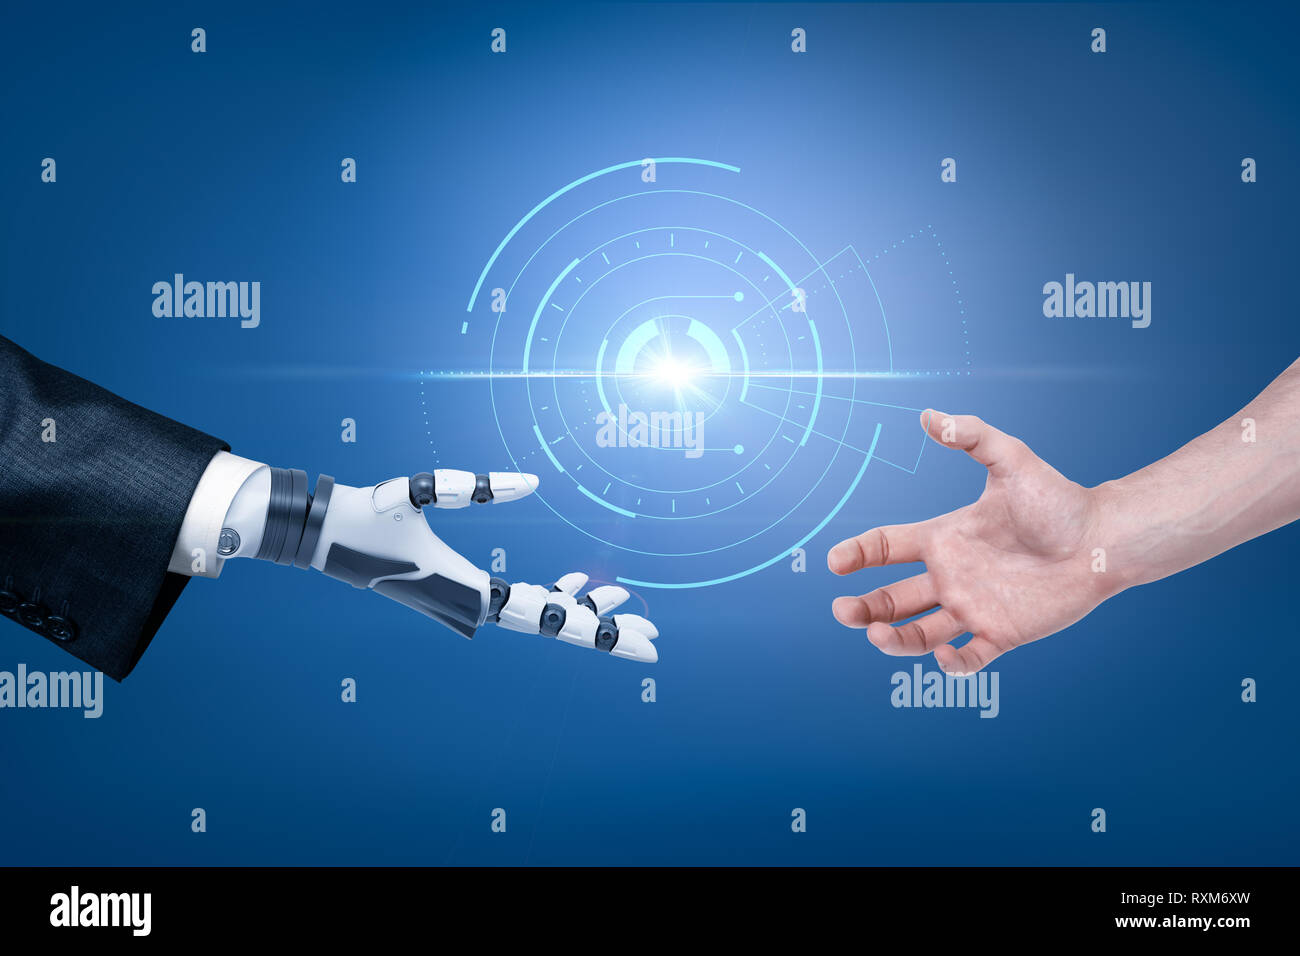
[486, 472, 539, 504]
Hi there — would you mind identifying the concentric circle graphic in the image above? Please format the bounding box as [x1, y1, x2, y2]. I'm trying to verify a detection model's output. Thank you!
[457, 157, 963, 589]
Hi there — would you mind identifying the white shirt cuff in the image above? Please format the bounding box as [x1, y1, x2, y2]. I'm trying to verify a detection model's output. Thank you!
[168, 451, 266, 578]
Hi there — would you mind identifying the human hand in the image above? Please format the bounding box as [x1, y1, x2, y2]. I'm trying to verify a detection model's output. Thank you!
[828, 411, 1110, 675]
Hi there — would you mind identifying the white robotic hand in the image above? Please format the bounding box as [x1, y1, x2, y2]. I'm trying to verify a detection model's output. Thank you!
[218, 467, 659, 663]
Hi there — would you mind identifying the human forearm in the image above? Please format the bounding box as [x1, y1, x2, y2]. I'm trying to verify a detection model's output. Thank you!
[1094, 357, 1300, 594]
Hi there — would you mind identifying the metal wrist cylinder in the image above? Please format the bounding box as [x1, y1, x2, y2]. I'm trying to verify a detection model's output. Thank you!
[256, 467, 312, 565]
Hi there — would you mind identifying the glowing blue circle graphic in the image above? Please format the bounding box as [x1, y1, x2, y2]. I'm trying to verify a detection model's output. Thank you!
[458, 157, 957, 589]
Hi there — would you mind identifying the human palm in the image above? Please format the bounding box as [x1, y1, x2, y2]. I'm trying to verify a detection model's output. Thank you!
[828, 410, 1108, 675]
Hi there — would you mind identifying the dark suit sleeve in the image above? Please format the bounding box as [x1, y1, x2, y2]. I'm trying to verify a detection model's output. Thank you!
[0, 334, 228, 680]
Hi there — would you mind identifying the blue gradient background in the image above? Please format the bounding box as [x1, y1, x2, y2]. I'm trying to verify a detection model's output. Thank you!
[1, 1, 1297, 865]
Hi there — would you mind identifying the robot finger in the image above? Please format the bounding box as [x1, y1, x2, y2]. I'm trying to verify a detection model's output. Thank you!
[609, 624, 658, 663]
[545, 604, 657, 663]
[613, 613, 658, 641]
[492, 581, 551, 633]
[551, 571, 588, 595]
[408, 470, 539, 510]
[488, 577, 658, 663]
[485, 471, 539, 503]
[581, 585, 629, 616]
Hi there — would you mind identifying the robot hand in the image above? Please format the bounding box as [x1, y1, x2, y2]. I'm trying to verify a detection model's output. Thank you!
[221, 467, 659, 663]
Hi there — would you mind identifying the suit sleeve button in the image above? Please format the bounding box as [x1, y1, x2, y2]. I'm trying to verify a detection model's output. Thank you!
[17, 602, 48, 630]
[46, 615, 77, 642]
